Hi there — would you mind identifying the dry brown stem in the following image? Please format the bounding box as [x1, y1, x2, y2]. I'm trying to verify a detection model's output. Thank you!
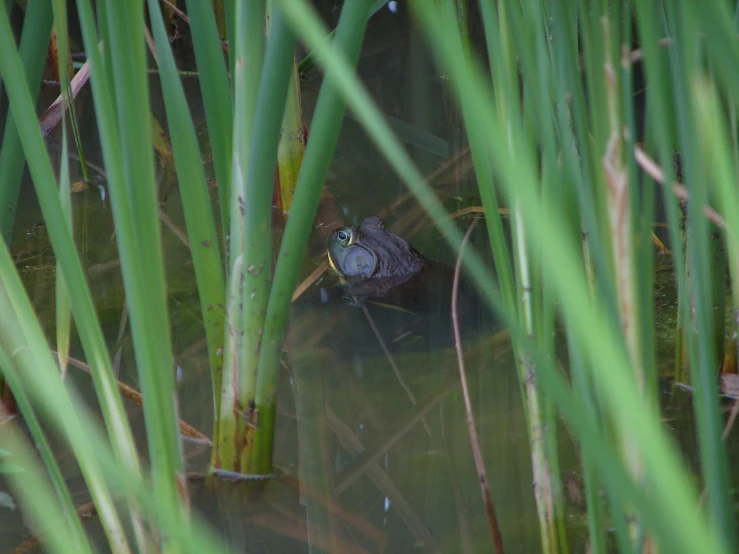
[633, 145, 726, 228]
[39, 61, 91, 137]
[451, 219, 505, 554]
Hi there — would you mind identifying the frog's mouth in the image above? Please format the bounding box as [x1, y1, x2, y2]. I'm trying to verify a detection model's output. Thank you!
[327, 249, 339, 275]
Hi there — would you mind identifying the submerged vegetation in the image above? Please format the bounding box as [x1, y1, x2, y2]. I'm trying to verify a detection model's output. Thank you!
[0, 0, 739, 552]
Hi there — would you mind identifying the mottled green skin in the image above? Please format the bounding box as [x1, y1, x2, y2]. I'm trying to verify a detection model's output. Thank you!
[327, 216, 427, 300]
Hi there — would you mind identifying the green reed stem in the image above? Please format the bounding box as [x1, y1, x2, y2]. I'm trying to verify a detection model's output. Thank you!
[214, 5, 297, 474]
[212, 0, 266, 467]
[147, 0, 227, 448]
[662, 5, 735, 549]
[185, 0, 234, 238]
[254, 0, 372, 475]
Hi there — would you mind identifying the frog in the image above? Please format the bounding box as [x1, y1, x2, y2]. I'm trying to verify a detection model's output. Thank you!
[326, 216, 429, 302]
[287, 214, 494, 358]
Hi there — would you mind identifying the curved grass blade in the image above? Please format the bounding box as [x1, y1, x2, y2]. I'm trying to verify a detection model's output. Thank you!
[0, 275, 230, 554]
[0, 208, 231, 553]
[0, 244, 131, 553]
[51, 0, 72, 379]
[56, 130, 72, 378]
[0, 347, 90, 553]
[146, 0, 227, 446]
[79, 0, 187, 528]
[0, 8, 144, 549]
[276, 59, 305, 214]
[0, 417, 92, 554]
[0, 0, 53, 242]
[184, 0, 234, 237]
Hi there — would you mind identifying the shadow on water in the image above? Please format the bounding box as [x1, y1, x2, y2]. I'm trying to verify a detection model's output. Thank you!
[4, 2, 734, 554]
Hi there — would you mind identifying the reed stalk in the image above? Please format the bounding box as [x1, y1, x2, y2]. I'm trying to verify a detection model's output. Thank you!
[215, 6, 297, 474]
[254, 0, 372, 474]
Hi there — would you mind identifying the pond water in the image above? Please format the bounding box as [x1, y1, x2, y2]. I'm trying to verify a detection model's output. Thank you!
[1, 2, 733, 554]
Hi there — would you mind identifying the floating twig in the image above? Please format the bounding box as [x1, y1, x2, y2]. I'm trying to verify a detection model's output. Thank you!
[292, 260, 328, 302]
[39, 61, 91, 137]
[53, 352, 211, 445]
[325, 406, 440, 553]
[332, 381, 455, 496]
[360, 303, 432, 436]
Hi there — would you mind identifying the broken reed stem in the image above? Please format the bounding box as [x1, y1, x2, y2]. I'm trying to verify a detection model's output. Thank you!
[606, 131, 644, 392]
[633, 145, 726, 229]
[451, 219, 505, 554]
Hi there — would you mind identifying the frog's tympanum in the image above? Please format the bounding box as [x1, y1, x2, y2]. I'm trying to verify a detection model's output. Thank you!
[327, 216, 428, 301]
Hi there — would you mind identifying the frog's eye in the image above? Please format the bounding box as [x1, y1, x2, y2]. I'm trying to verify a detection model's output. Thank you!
[337, 228, 352, 247]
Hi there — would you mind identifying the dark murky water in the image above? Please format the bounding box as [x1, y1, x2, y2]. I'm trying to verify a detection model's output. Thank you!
[2, 3, 731, 553]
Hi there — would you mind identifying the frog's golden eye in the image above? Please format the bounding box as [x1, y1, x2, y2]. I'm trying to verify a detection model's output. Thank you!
[337, 228, 352, 247]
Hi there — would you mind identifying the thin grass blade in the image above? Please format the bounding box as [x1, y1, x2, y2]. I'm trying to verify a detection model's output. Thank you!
[184, 0, 235, 236]
[0, 0, 53, 242]
[146, 0, 227, 445]
[0, 2, 144, 529]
